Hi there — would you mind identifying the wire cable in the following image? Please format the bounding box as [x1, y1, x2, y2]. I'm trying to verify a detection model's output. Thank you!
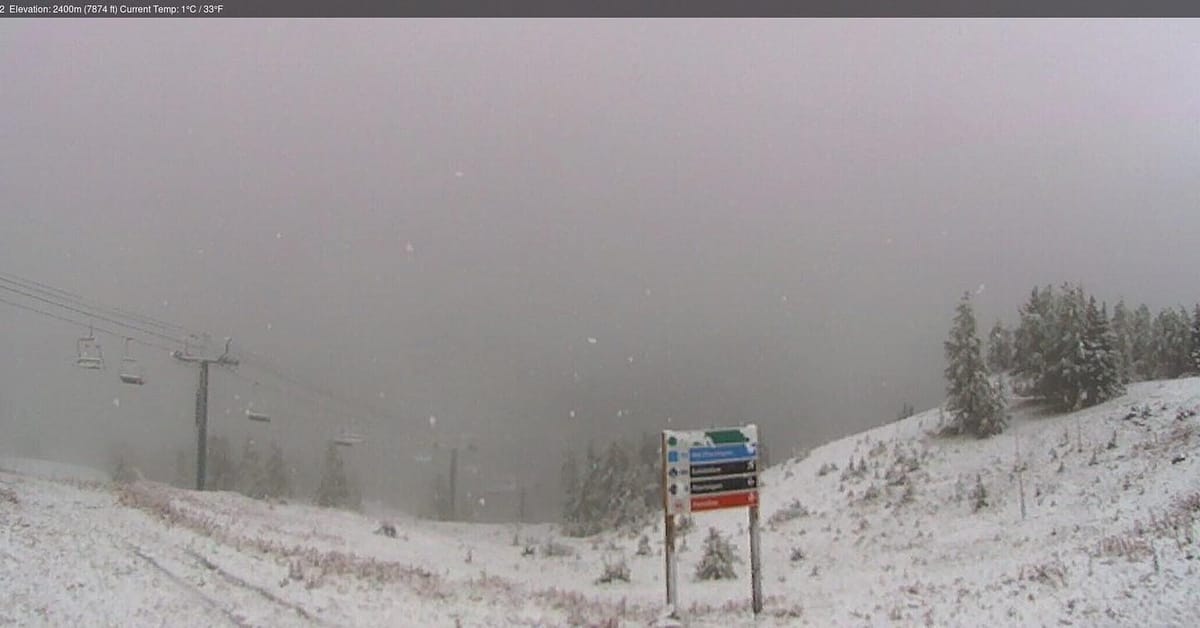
[0, 293, 181, 353]
[0, 282, 184, 346]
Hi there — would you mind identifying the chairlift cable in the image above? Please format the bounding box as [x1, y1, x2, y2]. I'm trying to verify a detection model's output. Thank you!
[0, 294, 180, 353]
[0, 272, 199, 337]
[0, 282, 183, 345]
[2, 271, 398, 429]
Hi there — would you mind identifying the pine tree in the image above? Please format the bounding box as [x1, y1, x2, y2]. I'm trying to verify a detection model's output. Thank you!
[1130, 304, 1154, 380]
[694, 527, 738, 580]
[236, 436, 269, 499]
[1110, 300, 1134, 384]
[1152, 307, 1190, 379]
[986, 320, 1014, 373]
[1046, 284, 1088, 410]
[264, 441, 291, 499]
[1081, 298, 1125, 407]
[564, 441, 604, 536]
[206, 435, 236, 491]
[944, 292, 1007, 437]
[1013, 285, 1057, 394]
[173, 449, 191, 488]
[315, 442, 358, 510]
[564, 438, 655, 536]
[1191, 304, 1200, 375]
[561, 448, 581, 527]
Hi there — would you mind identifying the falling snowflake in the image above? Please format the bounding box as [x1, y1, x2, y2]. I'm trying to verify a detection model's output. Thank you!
[276, 232, 283, 239]
[378, 392, 386, 399]
[429, 415, 437, 428]
[976, 283, 986, 295]
[478, 497, 486, 507]
[266, 323, 272, 331]
[569, 410, 576, 419]
[587, 337, 597, 344]
[455, 171, 464, 178]
[112, 398, 120, 408]
[405, 242, 415, 254]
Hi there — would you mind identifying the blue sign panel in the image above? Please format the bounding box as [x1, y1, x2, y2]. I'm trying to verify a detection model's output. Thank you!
[688, 444, 756, 463]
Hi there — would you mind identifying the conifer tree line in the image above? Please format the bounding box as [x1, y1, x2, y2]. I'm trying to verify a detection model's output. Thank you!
[182, 436, 360, 510]
[198, 436, 295, 501]
[560, 433, 660, 536]
[981, 282, 1199, 412]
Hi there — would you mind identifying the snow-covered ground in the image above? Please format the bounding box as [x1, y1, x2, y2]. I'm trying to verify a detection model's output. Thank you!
[3, 378, 1200, 626]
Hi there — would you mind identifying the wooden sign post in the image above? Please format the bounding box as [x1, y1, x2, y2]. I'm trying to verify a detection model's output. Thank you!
[661, 424, 763, 616]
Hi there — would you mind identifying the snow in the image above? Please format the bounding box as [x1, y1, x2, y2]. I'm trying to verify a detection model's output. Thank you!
[3, 379, 1200, 625]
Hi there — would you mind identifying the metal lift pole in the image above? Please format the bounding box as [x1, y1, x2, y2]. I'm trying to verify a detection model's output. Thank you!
[174, 339, 237, 491]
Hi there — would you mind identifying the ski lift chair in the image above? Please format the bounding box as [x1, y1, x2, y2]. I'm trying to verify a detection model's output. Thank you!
[118, 338, 145, 385]
[333, 431, 365, 447]
[76, 328, 104, 369]
[245, 407, 272, 422]
[244, 382, 271, 422]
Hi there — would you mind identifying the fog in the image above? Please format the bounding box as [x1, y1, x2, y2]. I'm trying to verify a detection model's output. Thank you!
[2, 20, 1198, 520]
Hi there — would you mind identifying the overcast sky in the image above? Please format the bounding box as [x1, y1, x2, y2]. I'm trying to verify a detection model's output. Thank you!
[1, 20, 1198, 517]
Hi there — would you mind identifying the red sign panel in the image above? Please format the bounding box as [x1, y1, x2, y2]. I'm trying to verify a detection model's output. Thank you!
[690, 490, 758, 512]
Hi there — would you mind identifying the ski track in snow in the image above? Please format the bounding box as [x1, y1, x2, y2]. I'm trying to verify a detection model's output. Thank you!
[2, 378, 1200, 626]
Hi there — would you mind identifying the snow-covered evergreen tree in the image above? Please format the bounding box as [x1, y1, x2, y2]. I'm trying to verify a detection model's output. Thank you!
[986, 320, 1014, 373]
[1046, 284, 1087, 410]
[563, 438, 656, 536]
[1110, 300, 1134, 384]
[1130, 304, 1155, 380]
[1191, 304, 1200, 375]
[173, 449, 191, 489]
[1013, 285, 1057, 394]
[236, 436, 269, 499]
[264, 441, 291, 499]
[315, 441, 359, 510]
[1152, 307, 1191, 379]
[206, 435, 236, 491]
[694, 527, 738, 580]
[944, 292, 1007, 437]
[1081, 298, 1125, 407]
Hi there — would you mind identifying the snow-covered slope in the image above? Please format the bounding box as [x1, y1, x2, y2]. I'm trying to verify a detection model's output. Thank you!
[3, 378, 1199, 626]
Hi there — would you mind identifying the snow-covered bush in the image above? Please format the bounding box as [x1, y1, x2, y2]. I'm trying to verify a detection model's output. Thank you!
[970, 474, 988, 512]
[111, 454, 139, 485]
[595, 556, 631, 584]
[768, 498, 810, 526]
[540, 538, 575, 558]
[694, 527, 738, 580]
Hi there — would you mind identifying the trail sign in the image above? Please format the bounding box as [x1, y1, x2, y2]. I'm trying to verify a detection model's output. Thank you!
[660, 423, 764, 616]
[662, 425, 759, 515]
